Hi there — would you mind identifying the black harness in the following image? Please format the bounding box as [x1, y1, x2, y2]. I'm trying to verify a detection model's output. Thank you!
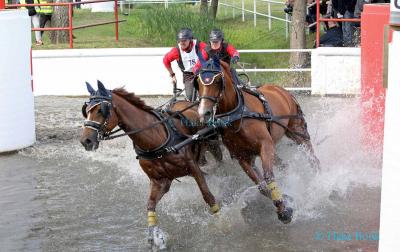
[197, 60, 310, 140]
[132, 110, 188, 160]
[82, 95, 217, 160]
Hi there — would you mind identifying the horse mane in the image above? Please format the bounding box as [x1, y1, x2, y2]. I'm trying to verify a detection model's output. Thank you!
[112, 88, 154, 112]
[219, 60, 233, 82]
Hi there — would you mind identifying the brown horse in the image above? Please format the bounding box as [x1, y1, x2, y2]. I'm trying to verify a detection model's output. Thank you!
[80, 81, 220, 250]
[195, 58, 320, 224]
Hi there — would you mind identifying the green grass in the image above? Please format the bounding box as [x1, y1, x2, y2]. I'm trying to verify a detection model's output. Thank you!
[34, 4, 315, 86]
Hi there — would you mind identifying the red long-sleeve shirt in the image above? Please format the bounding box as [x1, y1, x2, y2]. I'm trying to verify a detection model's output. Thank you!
[163, 40, 207, 70]
[192, 43, 239, 73]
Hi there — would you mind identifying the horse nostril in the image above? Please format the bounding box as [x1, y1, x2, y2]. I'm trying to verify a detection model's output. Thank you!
[85, 138, 92, 145]
[204, 111, 211, 121]
[81, 138, 92, 147]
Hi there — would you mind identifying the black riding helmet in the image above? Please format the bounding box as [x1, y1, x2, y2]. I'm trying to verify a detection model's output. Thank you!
[177, 28, 193, 41]
[209, 29, 224, 42]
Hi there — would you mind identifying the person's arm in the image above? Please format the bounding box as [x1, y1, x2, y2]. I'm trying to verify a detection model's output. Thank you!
[226, 44, 240, 63]
[163, 47, 179, 83]
[163, 47, 179, 77]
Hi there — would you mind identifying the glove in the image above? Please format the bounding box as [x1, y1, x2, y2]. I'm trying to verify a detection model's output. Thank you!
[231, 56, 239, 64]
[171, 76, 177, 85]
[170, 72, 177, 85]
[337, 13, 343, 18]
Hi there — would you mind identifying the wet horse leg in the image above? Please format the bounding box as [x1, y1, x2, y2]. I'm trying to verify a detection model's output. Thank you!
[238, 156, 275, 199]
[208, 139, 223, 163]
[258, 139, 293, 224]
[147, 178, 172, 250]
[237, 156, 262, 184]
[188, 159, 220, 214]
[286, 120, 321, 173]
[198, 139, 223, 166]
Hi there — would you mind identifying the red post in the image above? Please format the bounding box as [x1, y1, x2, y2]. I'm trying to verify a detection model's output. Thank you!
[114, 0, 118, 41]
[0, 0, 5, 9]
[316, 0, 320, 47]
[361, 4, 390, 151]
[68, 3, 73, 48]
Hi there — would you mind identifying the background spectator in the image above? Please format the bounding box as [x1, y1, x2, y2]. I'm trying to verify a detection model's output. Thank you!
[332, 0, 357, 47]
[20, 0, 43, 46]
[319, 20, 343, 47]
[38, 0, 53, 37]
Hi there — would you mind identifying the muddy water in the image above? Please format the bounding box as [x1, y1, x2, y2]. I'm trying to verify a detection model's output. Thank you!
[0, 96, 381, 251]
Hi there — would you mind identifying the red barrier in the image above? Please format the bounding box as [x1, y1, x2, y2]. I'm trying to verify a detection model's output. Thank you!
[6, 0, 121, 48]
[0, 0, 5, 9]
[361, 4, 390, 151]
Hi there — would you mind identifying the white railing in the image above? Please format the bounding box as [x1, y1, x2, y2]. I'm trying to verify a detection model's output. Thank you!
[219, 0, 291, 38]
[118, 0, 203, 14]
[31, 48, 312, 96]
[237, 49, 312, 90]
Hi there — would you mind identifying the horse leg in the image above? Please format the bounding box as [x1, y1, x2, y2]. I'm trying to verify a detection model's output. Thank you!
[188, 160, 220, 214]
[237, 156, 262, 183]
[286, 121, 321, 173]
[147, 178, 172, 250]
[208, 138, 223, 163]
[198, 138, 223, 166]
[238, 156, 275, 198]
[195, 142, 207, 167]
[258, 141, 293, 224]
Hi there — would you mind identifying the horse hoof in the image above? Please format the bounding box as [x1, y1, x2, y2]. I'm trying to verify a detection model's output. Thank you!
[148, 226, 167, 251]
[278, 206, 293, 224]
[283, 194, 294, 204]
[198, 158, 208, 167]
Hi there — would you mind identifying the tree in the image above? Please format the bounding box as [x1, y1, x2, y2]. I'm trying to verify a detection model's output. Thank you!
[200, 0, 208, 17]
[49, 0, 70, 44]
[289, 0, 307, 86]
[209, 0, 219, 20]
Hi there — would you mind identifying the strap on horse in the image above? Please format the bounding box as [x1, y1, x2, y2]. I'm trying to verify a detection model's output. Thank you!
[133, 110, 187, 160]
[214, 85, 310, 140]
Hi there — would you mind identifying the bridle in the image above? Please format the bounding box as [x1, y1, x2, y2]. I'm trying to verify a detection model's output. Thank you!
[82, 95, 114, 141]
[82, 94, 201, 141]
[197, 68, 226, 120]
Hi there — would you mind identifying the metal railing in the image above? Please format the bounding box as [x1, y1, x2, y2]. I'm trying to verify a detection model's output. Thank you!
[6, 0, 122, 48]
[118, 0, 202, 14]
[237, 49, 312, 91]
[219, 0, 291, 38]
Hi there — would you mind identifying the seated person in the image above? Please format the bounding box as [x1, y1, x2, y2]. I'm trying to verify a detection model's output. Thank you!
[193, 29, 244, 86]
[319, 20, 343, 47]
[163, 28, 207, 101]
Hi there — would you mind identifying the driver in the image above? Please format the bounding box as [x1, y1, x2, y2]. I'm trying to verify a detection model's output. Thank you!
[163, 28, 207, 101]
[192, 29, 244, 86]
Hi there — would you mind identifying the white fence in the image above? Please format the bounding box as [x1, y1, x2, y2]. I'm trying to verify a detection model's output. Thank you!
[31, 47, 360, 96]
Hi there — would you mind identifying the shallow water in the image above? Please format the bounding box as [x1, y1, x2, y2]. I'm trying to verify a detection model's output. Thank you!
[0, 95, 381, 251]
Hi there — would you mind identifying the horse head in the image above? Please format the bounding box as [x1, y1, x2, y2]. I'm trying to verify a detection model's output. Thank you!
[80, 80, 118, 151]
[196, 54, 225, 123]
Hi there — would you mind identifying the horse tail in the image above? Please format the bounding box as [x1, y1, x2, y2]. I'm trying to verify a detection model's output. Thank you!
[286, 93, 311, 142]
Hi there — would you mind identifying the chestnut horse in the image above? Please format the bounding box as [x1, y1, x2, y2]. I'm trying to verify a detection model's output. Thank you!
[195, 58, 320, 224]
[80, 81, 220, 250]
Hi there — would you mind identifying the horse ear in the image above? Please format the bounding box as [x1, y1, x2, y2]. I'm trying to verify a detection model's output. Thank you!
[85, 82, 95, 95]
[97, 80, 108, 96]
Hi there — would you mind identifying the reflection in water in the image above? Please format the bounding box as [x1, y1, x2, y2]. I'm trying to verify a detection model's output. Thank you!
[0, 96, 381, 251]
